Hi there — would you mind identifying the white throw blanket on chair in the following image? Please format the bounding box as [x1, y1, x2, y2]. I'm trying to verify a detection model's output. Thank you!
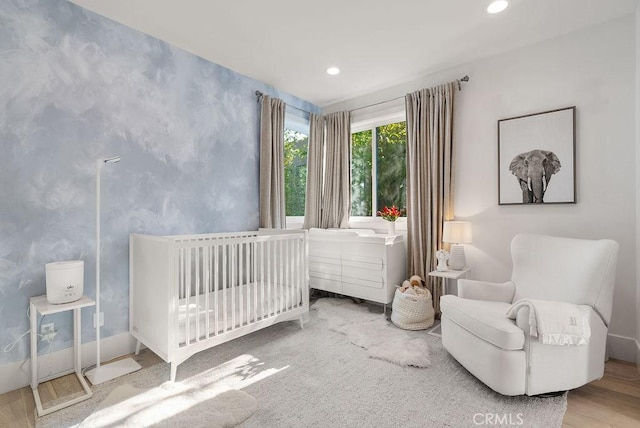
[506, 298, 591, 345]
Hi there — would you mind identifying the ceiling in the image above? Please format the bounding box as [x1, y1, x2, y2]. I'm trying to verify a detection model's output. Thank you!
[69, 0, 638, 107]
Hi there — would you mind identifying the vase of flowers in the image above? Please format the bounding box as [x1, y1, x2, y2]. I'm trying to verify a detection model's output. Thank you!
[377, 205, 404, 235]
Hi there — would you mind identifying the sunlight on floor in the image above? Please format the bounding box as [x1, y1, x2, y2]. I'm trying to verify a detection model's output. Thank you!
[87, 354, 287, 427]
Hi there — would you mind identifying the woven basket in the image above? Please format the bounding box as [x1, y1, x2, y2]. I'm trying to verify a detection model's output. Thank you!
[391, 287, 435, 330]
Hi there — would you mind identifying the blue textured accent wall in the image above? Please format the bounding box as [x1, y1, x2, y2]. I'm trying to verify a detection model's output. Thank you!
[0, 0, 319, 364]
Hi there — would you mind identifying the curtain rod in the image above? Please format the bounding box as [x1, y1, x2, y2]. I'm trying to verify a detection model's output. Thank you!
[348, 75, 469, 113]
[255, 75, 469, 115]
[254, 90, 313, 116]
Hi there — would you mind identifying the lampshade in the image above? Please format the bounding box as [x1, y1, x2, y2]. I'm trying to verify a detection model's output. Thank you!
[442, 221, 472, 244]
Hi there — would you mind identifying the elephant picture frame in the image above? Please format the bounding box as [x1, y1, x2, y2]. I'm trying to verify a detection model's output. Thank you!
[498, 106, 576, 205]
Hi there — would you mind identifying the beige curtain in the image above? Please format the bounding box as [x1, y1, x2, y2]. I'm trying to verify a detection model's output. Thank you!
[405, 83, 455, 314]
[259, 95, 286, 229]
[303, 113, 325, 229]
[320, 111, 351, 229]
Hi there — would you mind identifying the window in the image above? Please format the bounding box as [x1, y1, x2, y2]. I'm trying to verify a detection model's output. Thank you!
[351, 121, 407, 217]
[283, 113, 406, 222]
[284, 129, 308, 216]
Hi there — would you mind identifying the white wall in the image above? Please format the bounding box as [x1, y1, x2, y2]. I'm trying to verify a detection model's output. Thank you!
[327, 16, 638, 360]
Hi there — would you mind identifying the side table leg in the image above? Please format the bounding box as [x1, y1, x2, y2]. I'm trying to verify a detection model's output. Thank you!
[30, 302, 37, 390]
[74, 308, 80, 375]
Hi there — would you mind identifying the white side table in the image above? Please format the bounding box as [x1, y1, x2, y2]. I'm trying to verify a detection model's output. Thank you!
[428, 267, 471, 295]
[30, 295, 95, 417]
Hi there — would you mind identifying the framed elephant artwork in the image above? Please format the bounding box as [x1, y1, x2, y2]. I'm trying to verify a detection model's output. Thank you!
[498, 106, 576, 205]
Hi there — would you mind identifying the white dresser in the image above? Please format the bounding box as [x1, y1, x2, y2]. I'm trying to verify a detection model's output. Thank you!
[308, 228, 406, 305]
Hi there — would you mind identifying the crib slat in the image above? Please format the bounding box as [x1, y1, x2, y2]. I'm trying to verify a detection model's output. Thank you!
[300, 237, 304, 307]
[299, 237, 303, 307]
[294, 238, 299, 308]
[231, 244, 236, 329]
[260, 241, 265, 320]
[214, 245, 219, 336]
[186, 248, 192, 345]
[252, 241, 257, 323]
[288, 238, 293, 309]
[195, 246, 200, 342]
[267, 240, 271, 317]
[279, 239, 283, 314]
[179, 248, 184, 347]
[285, 238, 290, 311]
[294, 237, 299, 308]
[239, 242, 244, 327]
[287, 237, 292, 310]
[223, 246, 227, 333]
[204, 245, 210, 340]
[246, 242, 251, 324]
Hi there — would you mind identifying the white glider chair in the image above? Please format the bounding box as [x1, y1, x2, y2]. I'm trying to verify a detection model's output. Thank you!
[440, 234, 619, 396]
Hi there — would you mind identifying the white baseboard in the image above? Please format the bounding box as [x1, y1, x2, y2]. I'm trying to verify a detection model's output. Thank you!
[607, 333, 638, 363]
[0, 332, 138, 395]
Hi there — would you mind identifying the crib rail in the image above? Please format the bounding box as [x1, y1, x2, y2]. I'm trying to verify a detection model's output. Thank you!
[172, 230, 307, 348]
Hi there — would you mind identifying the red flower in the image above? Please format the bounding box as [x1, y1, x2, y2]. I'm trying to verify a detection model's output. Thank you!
[377, 205, 404, 222]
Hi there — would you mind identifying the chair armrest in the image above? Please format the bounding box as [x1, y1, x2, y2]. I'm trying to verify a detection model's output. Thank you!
[457, 279, 515, 303]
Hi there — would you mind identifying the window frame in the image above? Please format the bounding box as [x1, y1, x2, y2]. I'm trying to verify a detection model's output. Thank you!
[284, 109, 409, 231]
[350, 111, 407, 228]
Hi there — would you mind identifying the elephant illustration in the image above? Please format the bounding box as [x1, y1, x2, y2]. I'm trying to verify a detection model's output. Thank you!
[509, 149, 561, 203]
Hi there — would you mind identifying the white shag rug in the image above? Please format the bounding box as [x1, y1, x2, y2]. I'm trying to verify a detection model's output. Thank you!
[37, 297, 567, 428]
[313, 298, 431, 367]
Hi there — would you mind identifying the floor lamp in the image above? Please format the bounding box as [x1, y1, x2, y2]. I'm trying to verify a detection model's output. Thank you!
[85, 157, 141, 385]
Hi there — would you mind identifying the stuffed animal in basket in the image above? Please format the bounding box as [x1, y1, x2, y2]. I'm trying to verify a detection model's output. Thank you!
[399, 274, 428, 295]
[392, 275, 435, 330]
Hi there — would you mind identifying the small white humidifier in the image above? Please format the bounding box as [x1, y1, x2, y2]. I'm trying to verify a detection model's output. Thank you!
[45, 261, 84, 304]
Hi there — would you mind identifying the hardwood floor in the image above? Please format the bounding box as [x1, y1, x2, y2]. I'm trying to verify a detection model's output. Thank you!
[0, 349, 161, 428]
[562, 359, 640, 428]
[0, 354, 638, 427]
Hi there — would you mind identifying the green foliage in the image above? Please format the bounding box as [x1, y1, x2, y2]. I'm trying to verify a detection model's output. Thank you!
[351, 129, 372, 216]
[376, 122, 406, 214]
[350, 122, 407, 217]
[284, 129, 308, 216]
[284, 120, 406, 220]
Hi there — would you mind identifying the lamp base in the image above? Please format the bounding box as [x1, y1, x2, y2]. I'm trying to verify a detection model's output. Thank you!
[449, 244, 466, 270]
[85, 358, 142, 385]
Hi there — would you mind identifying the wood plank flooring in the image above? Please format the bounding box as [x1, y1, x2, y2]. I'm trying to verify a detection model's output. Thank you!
[0, 349, 161, 428]
[563, 359, 640, 428]
[0, 354, 638, 427]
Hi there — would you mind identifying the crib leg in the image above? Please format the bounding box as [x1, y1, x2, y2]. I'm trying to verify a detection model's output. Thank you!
[299, 315, 304, 330]
[170, 363, 178, 382]
[135, 340, 142, 356]
[383, 304, 387, 316]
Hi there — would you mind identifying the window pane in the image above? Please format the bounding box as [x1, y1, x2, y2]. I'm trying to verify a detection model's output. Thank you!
[351, 129, 373, 216]
[376, 122, 406, 215]
[284, 129, 308, 216]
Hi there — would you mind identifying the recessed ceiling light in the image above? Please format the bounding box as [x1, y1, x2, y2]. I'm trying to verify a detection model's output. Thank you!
[487, 0, 508, 14]
[326, 67, 340, 75]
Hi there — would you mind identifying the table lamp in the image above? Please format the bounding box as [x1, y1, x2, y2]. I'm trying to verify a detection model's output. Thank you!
[442, 221, 472, 270]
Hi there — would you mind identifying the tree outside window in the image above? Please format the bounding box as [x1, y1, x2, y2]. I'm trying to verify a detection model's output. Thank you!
[284, 129, 308, 216]
[351, 121, 406, 217]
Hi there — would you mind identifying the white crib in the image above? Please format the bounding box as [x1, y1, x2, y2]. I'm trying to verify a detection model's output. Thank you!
[129, 230, 309, 381]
